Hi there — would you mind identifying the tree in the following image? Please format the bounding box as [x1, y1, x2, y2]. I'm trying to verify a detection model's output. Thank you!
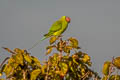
[0, 36, 119, 80]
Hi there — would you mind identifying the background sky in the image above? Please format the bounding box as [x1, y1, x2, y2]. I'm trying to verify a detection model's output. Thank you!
[0, 0, 120, 76]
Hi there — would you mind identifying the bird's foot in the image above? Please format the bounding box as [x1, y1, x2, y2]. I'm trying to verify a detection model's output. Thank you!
[57, 35, 63, 41]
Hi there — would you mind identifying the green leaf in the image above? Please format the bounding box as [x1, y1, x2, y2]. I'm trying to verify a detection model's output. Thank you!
[30, 69, 41, 80]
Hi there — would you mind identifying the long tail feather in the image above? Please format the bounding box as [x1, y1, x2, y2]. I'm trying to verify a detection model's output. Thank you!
[28, 37, 47, 51]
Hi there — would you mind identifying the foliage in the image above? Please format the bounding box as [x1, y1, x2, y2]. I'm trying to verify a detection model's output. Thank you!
[102, 57, 120, 80]
[0, 36, 119, 80]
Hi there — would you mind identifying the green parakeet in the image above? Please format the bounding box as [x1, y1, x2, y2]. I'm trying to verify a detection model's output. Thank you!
[28, 16, 71, 50]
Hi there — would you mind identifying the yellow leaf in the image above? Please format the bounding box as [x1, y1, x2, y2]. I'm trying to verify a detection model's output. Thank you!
[59, 62, 68, 75]
[31, 56, 41, 67]
[14, 52, 23, 65]
[52, 53, 59, 61]
[102, 76, 108, 80]
[73, 58, 79, 65]
[68, 37, 79, 48]
[3, 64, 13, 75]
[113, 57, 120, 69]
[30, 69, 41, 80]
[49, 36, 57, 44]
[82, 54, 90, 63]
[14, 48, 22, 54]
[46, 47, 52, 55]
[23, 53, 32, 64]
[72, 54, 79, 59]
[63, 46, 70, 53]
[0, 73, 2, 76]
[109, 75, 120, 80]
[8, 57, 15, 64]
[102, 61, 111, 76]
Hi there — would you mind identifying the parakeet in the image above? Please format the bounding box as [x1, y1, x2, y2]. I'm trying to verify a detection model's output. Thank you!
[28, 16, 71, 50]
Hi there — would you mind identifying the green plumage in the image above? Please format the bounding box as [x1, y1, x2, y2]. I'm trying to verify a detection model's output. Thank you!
[44, 16, 69, 38]
[28, 16, 70, 50]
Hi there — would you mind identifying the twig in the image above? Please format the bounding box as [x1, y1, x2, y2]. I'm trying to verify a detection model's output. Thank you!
[23, 70, 26, 80]
[107, 56, 115, 80]
[45, 61, 50, 80]
[2, 47, 16, 54]
[82, 71, 90, 80]
[0, 57, 10, 68]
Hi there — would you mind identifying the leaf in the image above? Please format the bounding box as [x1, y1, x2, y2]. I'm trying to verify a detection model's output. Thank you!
[31, 56, 41, 67]
[46, 47, 52, 55]
[102, 61, 111, 76]
[1, 64, 6, 73]
[52, 53, 59, 61]
[70, 66, 74, 73]
[68, 37, 79, 48]
[113, 57, 120, 69]
[0, 72, 2, 77]
[8, 57, 15, 64]
[73, 58, 79, 65]
[57, 42, 63, 51]
[81, 68, 85, 75]
[23, 53, 32, 64]
[7, 57, 19, 69]
[59, 62, 68, 76]
[13, 52, 23, 65]
[72, 54, 79, 59]
[3, 64, 13, 75]
[109, 75, 120, 80]
[82, 54, 90, 63]
[30, 69, 41, 80]
[14, 48, 23, 54]
[63, 46, 72, 54]
[75, 51, 83, 57]
[49, 36, 57, 44]
[102, 76, 108, 80]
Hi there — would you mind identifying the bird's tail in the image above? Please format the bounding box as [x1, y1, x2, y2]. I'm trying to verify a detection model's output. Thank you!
[28, 37, 47, 51]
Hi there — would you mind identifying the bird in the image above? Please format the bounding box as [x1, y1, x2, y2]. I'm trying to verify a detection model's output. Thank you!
[28, 16, 71, 50]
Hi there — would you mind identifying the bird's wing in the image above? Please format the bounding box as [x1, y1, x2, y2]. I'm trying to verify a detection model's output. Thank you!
[49, 20, 62, 32]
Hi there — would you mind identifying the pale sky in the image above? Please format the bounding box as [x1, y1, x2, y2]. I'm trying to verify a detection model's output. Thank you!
[0, 0, 120, 75]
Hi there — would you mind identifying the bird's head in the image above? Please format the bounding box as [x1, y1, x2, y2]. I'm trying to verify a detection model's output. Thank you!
[65, 16, 71, 23]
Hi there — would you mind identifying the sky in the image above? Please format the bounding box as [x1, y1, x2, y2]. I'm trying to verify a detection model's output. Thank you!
[0, 0, 120, 76]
